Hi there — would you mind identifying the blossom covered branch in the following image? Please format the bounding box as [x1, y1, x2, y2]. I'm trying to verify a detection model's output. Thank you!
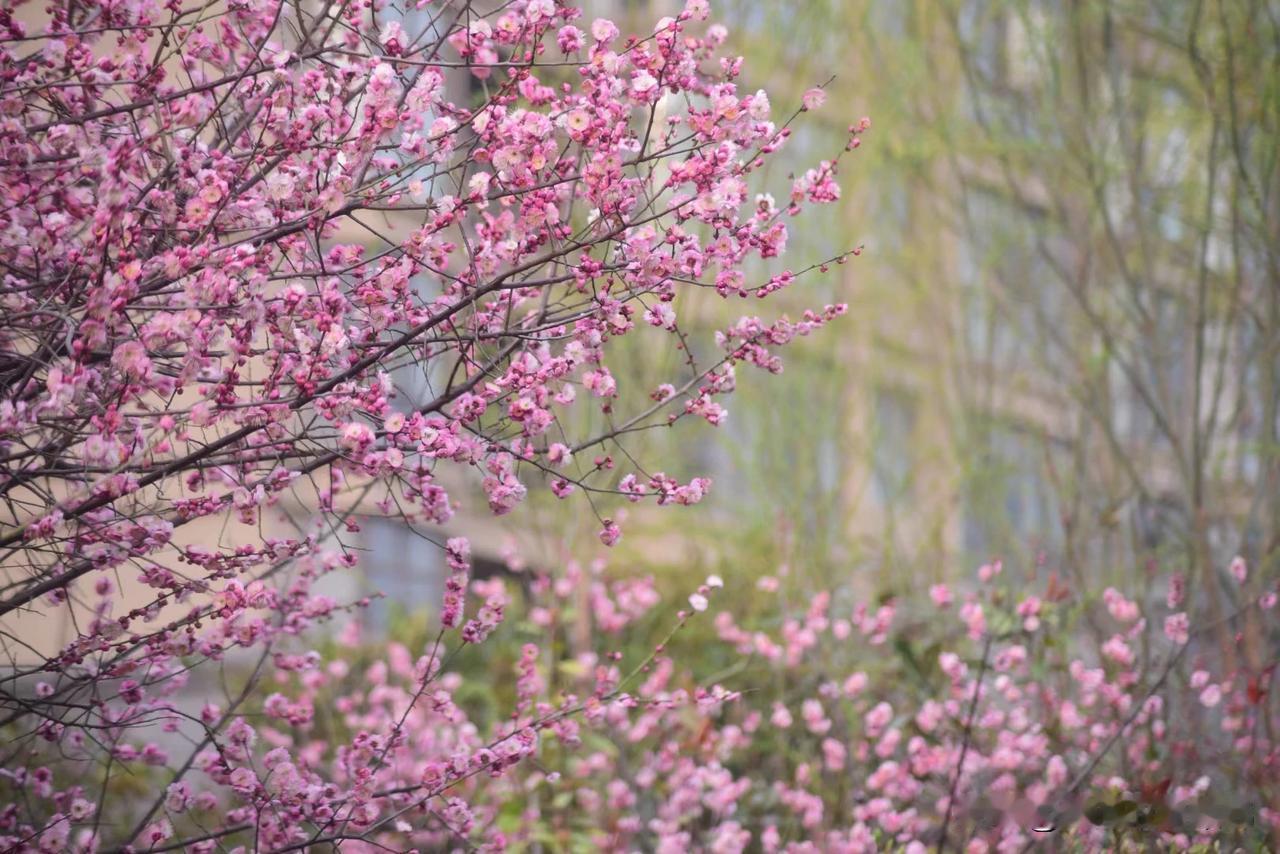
[0, 0, 861, 849]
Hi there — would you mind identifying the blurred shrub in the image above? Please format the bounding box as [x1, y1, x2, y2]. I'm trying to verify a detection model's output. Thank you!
[295, 552, 1280, 851]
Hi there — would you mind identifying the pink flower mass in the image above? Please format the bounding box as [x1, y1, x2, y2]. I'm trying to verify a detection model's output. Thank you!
[0, 0, 1276, 851]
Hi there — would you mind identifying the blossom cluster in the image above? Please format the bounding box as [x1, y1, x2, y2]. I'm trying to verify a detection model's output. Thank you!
[0, 0, 858, 593]
[12, 546, 1275, 852]
[443, 556, 1276, 852]
[0, 0, 863, 848]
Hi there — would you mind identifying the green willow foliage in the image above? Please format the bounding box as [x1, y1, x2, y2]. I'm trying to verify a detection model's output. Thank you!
[631, 0, 1279, 618]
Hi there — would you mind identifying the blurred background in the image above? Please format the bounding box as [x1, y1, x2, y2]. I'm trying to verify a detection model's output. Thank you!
[366, 0, 1278, 621]
[166, 0, 1274, 667]
[3, 1, 1274, 846]
[331, 3, 1280, 836]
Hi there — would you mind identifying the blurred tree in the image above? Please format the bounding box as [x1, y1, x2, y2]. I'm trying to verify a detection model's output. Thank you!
[629, 0, 1280, 637]
[910, 0, 1279, 662]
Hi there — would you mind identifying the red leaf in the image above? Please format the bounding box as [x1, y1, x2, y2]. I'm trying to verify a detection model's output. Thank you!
[1045, 571, 1071, 603]
[1247, 675, 1266, 705]
[1139, 776, 1172, 804]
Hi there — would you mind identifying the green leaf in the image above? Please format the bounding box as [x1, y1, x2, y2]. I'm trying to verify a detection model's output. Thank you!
[1085, 801, 1114, 825]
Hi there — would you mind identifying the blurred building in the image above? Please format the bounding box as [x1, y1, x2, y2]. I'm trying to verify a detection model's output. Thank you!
[654, 0, 1278, 603]
[5, 0, 1275, 664]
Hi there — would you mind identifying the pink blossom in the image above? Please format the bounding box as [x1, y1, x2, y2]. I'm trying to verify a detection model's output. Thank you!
[801, 698, 831, 735]
[915, 700, 944, 733]
[822, 738, 847, 771]
[68, 798, 95, 821]
[547, 443, 573, 467]
[1016, 595, 1042, 632]
[1103, 587, 1140, 623]
[3, 4, 1269, 852]
[1164, 612, 1190, 645]
[591, 18, 619, 43]
[599, 520, 622, 547]
[801, 88, 827, 110]
[959, 600, 986, 639]
[340, 422, 375, 451]
[583, 368, 618, 398]
[939, 651, 967, 680]
[557, 25, 584, 53]
[631, 71, 661, 99]
[864, 702, 894, 737]
[1101, 635, 1135, 667]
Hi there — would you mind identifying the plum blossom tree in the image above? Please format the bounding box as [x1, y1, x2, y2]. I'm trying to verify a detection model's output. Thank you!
[490, 558, 1280, 850]
[0, 0, 860, 848]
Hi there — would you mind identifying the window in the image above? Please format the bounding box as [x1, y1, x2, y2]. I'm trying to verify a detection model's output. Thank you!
[1204, 166, 1232, 272]
[1125, 290, 1189, 446]
[388, 275, 452, 413]
[955, 186, 1067, 376]
[356, 517, 521, 631]
[357, 517, 448, 627]
[1133, 494, 1187, 552]
[1235, 318, 1280, 486]
[1110, 357, 1146, 443]
[1006, 1, 1049, 90]
[1138, 87, 1192, 245]
[1152, 89, 1191, 184]
[958, 0, 1006, 86]
[957, 0, 1054, 129]
[868, 0, 909, 41]
[872, 184, 911, 256]
[961, 420, 1061, 561]
[871, 387, 917, 506]
[391, 0, 435, 52]
[956, 190, 1022, 366]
